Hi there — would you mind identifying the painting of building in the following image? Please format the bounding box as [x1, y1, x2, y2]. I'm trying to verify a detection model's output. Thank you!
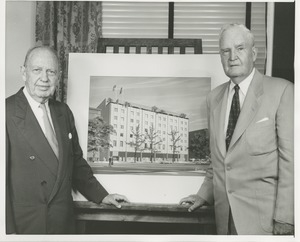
[96, 98, 189, 162]
[87, 75, 211, 164]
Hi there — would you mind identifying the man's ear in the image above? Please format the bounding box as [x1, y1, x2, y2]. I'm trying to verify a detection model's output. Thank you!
[252, 46, 258, 62]
[20, 66, 26, 82]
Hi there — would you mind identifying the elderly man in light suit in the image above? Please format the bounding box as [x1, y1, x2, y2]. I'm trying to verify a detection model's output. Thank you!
[6, 46, 129, 234]
[180, 23, 294, 235]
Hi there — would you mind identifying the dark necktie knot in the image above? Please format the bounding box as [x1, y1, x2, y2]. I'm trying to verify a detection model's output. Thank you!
[234, 84, 240, 92]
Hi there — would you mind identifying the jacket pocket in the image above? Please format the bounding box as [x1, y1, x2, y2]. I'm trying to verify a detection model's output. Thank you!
[246, 122, 277, 155]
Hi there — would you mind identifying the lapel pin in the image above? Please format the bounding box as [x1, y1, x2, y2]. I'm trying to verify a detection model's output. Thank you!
[69, 133, 72, 139]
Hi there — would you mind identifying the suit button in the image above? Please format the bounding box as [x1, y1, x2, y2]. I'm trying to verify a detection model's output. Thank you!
[226, 166, 231, 171]
[41, 180, 47, 186]
[29, 156, 35, 160]
[228, 190, 233, 194]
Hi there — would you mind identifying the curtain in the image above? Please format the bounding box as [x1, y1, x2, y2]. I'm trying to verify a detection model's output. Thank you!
[36, 1, 103, 102]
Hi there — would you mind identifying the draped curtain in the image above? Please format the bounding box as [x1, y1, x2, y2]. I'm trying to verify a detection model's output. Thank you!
[36, 1, 103, 102]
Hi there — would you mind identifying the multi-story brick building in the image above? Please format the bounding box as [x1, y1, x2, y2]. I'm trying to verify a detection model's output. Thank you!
[94, 98, 189, 162]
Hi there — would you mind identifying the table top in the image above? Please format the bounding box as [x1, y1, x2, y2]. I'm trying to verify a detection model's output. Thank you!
[74, 201, 215, 225]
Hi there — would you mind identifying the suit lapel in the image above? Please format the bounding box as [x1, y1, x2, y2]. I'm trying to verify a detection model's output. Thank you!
[229, 70, 264, 150]
[49, 100, 67, 202]
[212, 82, 230, 158]
[12, 90, 58, 176]
[48, 100, 70, 202]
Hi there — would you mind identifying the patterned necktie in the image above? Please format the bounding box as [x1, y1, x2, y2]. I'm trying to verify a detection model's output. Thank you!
[40, 103, 59, 159]
[226, 85, 240, 151]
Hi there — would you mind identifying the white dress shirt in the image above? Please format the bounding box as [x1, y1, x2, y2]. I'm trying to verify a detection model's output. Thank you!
[224, 68, 255, 135]
[23, 87, 56, 135]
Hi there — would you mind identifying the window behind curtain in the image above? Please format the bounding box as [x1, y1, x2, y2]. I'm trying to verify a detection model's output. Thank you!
[102, 1, 169, 38]
[251, 2, 267, 74]
[102, 1, 266, 73]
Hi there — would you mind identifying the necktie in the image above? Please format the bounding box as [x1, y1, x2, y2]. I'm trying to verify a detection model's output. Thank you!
[40, 103, 59, 159]
[226, 85, 240, 151]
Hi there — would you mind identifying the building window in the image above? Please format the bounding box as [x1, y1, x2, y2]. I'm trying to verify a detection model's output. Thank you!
[131, 111, 134, 116]
[145, 128, 148, 132]
[113, 124, 117, 129]
[121, 117, 125, 122]
[114, 116, 118, 120]
[130, 134, 133, 138]
[120, 133, 124, 137]
[121, 109, 125, 114]
[158, 123, 161, 127]
[121, 125, 124, 129]
[145, 121, 148, 125]
[145, 114, 148, 118]
[151, 115, 154, 119]
[120, 141, 123, 147]
[163, 117, 166, 121]
[114, 108, 118, 112]
[145, 143, 148, 148]
[170, 118, 173, 122]
[113, 140, 117, 146]
[137, 112, 140, 116]
[136, 119, 140, 124]
[130, 119, 134, 123]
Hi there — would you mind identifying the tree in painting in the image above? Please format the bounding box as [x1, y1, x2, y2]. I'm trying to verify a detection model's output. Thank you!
[169, 129, 182, 163]
[144, 124, 162, 163]
[127, 124, 146, 162]
[88, 116, 115, 161]
[188, 129, 210, 160]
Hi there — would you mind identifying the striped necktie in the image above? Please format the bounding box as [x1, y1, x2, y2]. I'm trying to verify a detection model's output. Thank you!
[225, 85, 240, 151]
[40, 103, 59, 159]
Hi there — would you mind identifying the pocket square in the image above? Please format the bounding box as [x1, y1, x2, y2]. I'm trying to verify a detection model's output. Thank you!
[256, 117, 269, 123]
[68, 133, 72, 139]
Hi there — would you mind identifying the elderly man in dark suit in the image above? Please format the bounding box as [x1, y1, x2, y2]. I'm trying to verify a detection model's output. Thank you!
[180, 23, 294, 235]
[6, 46, 129, 234]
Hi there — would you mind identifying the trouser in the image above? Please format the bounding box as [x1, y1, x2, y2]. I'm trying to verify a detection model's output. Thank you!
[228, 208, 238, 235]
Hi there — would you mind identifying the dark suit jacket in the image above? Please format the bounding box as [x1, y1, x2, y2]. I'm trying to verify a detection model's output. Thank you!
[198, 70, 294, 234]
[6, 88, 108, 234]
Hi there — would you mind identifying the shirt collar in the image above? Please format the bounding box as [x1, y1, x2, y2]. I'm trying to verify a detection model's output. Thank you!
[23, 86, 50, 111]
[229, 68, 255, 96]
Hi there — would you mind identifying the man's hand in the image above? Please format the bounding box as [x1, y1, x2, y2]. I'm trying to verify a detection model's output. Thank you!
[179, 194, 206, 212]
[102, 194, 129, 208]
[273, 221, 294, 235]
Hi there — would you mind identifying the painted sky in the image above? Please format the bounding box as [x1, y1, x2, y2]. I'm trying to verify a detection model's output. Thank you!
[89, 76, 211, 131]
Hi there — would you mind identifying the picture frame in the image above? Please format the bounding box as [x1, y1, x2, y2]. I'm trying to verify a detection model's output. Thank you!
[68, 53, 227, 203]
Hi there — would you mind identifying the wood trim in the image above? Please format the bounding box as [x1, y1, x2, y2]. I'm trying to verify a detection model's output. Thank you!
[168, 2, 174, 39]
[246, 2, 252, 29]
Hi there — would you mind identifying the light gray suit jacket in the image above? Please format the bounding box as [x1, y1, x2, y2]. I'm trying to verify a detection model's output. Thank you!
[198, 70, 294, 235]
